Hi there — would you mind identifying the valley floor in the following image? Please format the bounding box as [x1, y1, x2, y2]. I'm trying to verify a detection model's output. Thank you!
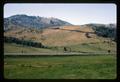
[4, 55, 116, 79]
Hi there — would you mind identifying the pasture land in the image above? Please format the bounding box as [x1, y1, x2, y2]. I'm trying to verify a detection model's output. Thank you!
[4, 55, 116, 79]
[4, 42, 116, 54]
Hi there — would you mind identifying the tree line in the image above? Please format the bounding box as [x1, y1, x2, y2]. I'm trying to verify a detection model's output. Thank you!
[86, 24, 116, 41]
[4, 36, 46, 48]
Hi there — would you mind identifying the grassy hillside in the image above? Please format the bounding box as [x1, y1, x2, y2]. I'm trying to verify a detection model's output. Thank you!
[4, 25, 98, 46]
[4, 55, 116, 79]
[4, 25, 117, 79]
[4, 43, 57, 53]
[4, 41, 116, 54]
[4, 25, 116, 53]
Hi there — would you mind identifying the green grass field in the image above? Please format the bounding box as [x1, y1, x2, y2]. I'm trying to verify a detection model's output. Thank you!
[4, 43, 56, 53]
[4, 42, 116, 53]
[4, 55, 116, 79]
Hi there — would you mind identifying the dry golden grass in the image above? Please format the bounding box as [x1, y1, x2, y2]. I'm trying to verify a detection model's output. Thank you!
[4, 25, 103, 46]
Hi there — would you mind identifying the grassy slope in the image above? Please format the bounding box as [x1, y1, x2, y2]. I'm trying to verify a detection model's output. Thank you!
[4, 41, 116, 53]
[4, 25, 102, 46]
[4, 43, 57, 53]
[69, 40, 116, 53]
[4, 25, 116, 53]
[4, 55, 116, 79]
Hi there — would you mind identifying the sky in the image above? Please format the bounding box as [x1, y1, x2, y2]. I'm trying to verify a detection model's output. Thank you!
[4, 3, 116, 25]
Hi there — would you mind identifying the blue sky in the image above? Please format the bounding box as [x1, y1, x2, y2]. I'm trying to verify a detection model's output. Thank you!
[4, 3, 116, 25]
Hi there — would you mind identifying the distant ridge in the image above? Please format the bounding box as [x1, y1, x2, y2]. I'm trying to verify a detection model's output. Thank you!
[4, 14, 72, 30]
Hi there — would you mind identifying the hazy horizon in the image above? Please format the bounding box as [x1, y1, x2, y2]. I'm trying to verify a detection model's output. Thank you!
[4, 3, 116, 25]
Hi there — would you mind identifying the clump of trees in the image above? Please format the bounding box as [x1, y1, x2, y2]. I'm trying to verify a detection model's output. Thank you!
[93, 26, 116, 38]
[4, 36, 46, 48]
[86, 24, 116, 41]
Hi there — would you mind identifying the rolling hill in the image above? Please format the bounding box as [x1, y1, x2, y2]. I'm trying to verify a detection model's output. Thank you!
[4, 15, 116, 53]
[4, 25, 116, 53]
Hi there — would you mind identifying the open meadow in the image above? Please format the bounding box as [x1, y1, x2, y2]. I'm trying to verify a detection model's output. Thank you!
[4, 4, 117, 79]
[4, 55, 116, 79]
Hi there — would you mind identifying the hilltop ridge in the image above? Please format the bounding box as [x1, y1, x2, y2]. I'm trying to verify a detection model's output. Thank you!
[4, 14, 72, 31]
